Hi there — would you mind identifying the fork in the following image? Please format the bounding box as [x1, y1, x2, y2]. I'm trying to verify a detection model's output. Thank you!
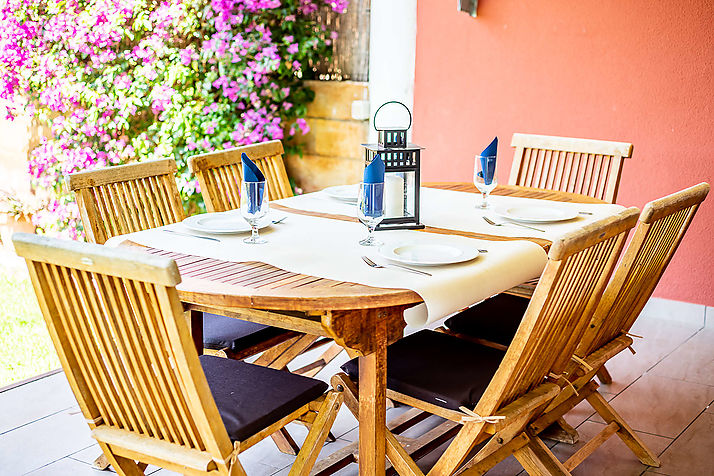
[482, 216, 545, 233]
[361, 256, 432, 277]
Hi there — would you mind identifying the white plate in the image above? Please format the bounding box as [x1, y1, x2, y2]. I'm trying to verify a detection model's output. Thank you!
[182, 211, 272, 234]
[378, 242, 484, 267]
[323, 184, 359, 202]
[493, 204, 578, 223]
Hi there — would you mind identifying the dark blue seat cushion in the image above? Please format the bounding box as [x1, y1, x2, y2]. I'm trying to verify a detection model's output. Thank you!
[444, 294, 530, 346]
[203, 313, 288, 352]
[341, 330, 506, 411]
[200, 355, 328, 442]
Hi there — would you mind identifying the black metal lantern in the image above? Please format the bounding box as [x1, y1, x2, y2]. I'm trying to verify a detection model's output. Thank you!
[362, 101, 425, 230]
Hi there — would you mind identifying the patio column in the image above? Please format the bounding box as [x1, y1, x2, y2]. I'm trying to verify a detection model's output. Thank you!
[368, 0, 417, 142]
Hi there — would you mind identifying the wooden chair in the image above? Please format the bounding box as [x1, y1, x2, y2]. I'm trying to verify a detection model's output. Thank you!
[67, 159, 185, 245]
[67, 160, 309, 457]
[333, 208, 639, 476]
[189, 140, 293, 212]
[523, 182, 710, 472]
[189, 141, 344, 378]
[13, 233, 343, 476]
[509, 133, 634, 204]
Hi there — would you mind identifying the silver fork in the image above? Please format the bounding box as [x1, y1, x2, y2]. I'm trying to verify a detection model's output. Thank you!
[483, 216, 545, 233]
[361, 256, 432, 277]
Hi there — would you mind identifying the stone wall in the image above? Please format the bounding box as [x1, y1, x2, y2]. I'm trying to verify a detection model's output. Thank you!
[286, 80, 368, 192]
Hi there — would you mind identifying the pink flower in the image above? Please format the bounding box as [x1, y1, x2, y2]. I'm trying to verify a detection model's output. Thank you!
[287, 43, 299, 55]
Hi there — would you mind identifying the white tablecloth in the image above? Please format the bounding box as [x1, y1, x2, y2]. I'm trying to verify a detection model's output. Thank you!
[107, 208, 547, 326]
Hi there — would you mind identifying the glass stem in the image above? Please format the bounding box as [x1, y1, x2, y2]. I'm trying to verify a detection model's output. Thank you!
[251, 224, 259, 241]
[481, 192, 488, 208]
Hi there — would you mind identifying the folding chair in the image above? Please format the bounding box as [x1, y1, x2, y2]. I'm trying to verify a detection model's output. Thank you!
[333, 208, 639, 475]
[523, 182, 709, 472]
[14, 233, 343, 476]
[67, 159, 304, 455]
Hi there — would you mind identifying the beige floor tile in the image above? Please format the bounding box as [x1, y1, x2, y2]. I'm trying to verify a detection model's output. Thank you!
[706, 306, 714, 329]
[0, 407, 95, 474]
[640, 298, 706, 328]
[650, 329, 714, 386]
[24, 457, 102, 475]
[598, 318, 701, 394]
[654, 411, 714, 475]
[590, 374, 714, 438]
[550, 421, 671, 476]
[0, 371, 75, 434]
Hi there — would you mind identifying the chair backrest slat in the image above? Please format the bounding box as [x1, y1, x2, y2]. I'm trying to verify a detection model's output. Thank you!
[14, 234, 234, 467]
[509, 134, 633, 203]
[474, 208, 639, 415]
[189, 140, 292, 212]
[578, 183, 710, 355]
[68, 159, 185, 244]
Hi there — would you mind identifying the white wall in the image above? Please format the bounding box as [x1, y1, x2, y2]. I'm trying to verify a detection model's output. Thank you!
[368, 0, 417, 143]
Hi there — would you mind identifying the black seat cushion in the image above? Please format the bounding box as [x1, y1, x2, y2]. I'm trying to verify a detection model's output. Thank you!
[203, 313, 288, 352]
[444, 294, 530, 346]
[200, 355, 328, 442]
[341, 330, 506, 411]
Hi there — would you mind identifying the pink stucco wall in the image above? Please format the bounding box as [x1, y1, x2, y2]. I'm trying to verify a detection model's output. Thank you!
[413, 0, 714, 305]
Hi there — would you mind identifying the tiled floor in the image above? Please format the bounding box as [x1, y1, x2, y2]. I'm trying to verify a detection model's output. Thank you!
[1, 298, 712, 476]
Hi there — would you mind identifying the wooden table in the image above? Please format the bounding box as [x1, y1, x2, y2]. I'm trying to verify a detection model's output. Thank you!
[133, 184, 605, 476]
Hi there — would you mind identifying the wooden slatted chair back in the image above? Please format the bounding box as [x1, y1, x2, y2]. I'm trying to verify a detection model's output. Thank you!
[67, 159, 185, 244]
[509, 133, 634, 203]
[13, 234, 235, 474]
[474, 208, 640, 415]
[578, 183, 710, 356]
[189, 140, 292, 212]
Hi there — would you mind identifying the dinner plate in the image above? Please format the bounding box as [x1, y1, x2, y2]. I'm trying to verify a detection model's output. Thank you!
[378, 242, 484, 267]
[323, 184, 359, 202]
[182, 211, 272, 234]
[493, 204, 578, 223]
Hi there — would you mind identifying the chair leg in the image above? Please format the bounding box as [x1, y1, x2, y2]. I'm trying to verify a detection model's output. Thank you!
[585, 391, 661, 467]
[255, 334, 319, 370]
[289, 390, 343, 476]
[92, 452, 110, 470]
[513, 436, 572, 476]
[541, 417, 579, 444]
[97, 443, 145, 476]
[596, 365, 613, 385]
[294, 343, 344, 377]
[271, 427, 301, 455]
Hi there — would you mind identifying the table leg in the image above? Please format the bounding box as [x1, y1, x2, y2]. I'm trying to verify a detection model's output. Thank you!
[190, 309, 203, 355]
[358, 317, 387, 476]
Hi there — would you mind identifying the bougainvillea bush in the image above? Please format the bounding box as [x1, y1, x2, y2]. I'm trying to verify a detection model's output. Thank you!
[0, 0, 346, 238]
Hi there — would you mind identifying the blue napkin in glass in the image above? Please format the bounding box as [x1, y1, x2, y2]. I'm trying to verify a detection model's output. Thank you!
[241, 152, 266, 214]
[479, 137, 498, 185]
[363, 154, 385, 217]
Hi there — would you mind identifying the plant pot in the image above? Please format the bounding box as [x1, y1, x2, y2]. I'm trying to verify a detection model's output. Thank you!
[0, 213, 35, 250]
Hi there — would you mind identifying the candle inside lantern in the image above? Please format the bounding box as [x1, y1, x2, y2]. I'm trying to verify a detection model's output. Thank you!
[385, 174, 405, 217]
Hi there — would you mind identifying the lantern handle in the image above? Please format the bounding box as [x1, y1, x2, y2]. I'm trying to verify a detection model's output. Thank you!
[373, 101, 412, 131]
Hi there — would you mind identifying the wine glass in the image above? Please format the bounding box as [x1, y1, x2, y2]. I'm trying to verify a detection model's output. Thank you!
[241, 180, 269, 244]
[473, 154, 497, 209]
[357, 182, 385, 246]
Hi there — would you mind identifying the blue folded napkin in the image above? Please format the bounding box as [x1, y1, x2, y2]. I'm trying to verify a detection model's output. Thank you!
[479, 137, 498, 185]
[242, 152, 266, 214]
[362, 154, 385, 217]
[364, 154, 385, 183]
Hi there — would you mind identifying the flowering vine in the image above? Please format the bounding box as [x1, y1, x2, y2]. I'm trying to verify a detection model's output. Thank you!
[0, 0, 346, 238]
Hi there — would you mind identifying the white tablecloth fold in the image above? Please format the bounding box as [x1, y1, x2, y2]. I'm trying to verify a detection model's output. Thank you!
[107, 211, 547, 326]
